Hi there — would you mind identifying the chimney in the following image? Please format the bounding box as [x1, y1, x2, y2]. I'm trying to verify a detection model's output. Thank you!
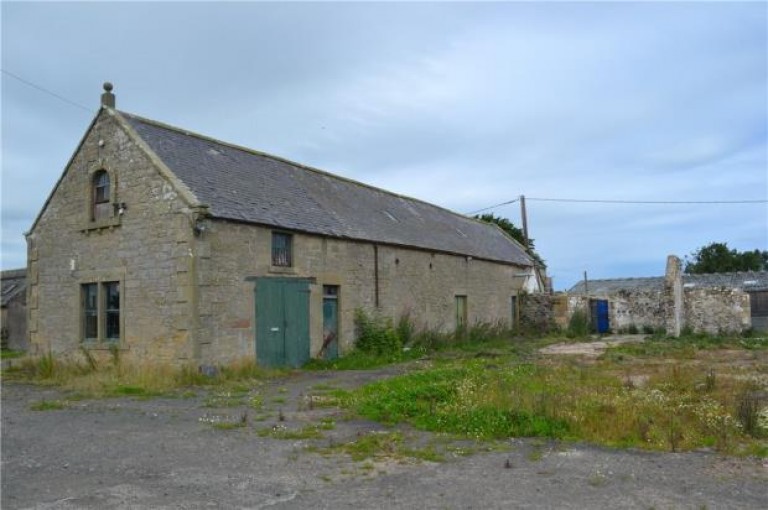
[101, 82, 115, 108]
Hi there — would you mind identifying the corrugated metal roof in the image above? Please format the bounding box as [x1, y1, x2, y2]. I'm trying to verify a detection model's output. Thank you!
[120, 112, 533, 266]
[569, 271, 768, 294]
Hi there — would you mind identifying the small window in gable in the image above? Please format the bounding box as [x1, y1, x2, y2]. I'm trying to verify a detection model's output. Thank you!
[92, 170, 111, 221]
[272, 232, 293, 267]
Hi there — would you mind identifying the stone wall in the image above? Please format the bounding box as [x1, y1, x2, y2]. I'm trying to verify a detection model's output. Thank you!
[27, 108, 535, 365]
[519, 292, 554, 334]
[196, 219, 533, 363]
[609, 289, 665, 332]
[684, 287, 751, 334]
[560, 283, 752, 336]
[27, 109, 197, 363]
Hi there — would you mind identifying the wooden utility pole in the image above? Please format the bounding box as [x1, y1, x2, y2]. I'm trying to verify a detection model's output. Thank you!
[520, 194, 529, 248]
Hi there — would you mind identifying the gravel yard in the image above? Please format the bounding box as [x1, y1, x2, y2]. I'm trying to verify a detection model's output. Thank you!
[3, 364, 767, 509]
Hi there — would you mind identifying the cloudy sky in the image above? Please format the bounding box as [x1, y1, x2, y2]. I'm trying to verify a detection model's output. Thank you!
[2, 1, 766, 289]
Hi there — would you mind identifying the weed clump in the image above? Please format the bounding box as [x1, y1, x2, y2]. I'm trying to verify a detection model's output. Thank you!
[566, 310, 589, 339]
[4, 353, 282, 399]
[354, 309, 402, 355]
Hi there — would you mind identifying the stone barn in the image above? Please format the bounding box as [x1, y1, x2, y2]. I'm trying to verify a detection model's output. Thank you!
[25, 85, 541, 367]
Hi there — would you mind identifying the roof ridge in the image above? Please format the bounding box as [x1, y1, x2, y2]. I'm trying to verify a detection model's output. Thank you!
[1, 268, 26, 279]
[117, 110, 486, 229]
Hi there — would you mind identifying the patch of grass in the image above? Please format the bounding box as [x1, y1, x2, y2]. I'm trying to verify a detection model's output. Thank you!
[317, 417, 336, 430]
[0, 349, 25, 359]
[4, 355, 284, 399]
[204, 391, 246, 408]
[212, 421, 247, 430]
[306, 346, 427, 370]
[248, 395, 264, 410]
[341, 356, 768, 454]
[258, 424, 324, 440]
[337, 431, 405, 461]
[348, 363, 570, 440]
[320, 430, 445, 463]
[604, 333, 767, 361]
[29, 399, 68, 411]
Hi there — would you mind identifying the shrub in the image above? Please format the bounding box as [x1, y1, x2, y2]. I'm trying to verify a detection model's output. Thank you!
[566, 310, 589, 339]
[354, 309, 402, 355]
[396, 312, 415, 346]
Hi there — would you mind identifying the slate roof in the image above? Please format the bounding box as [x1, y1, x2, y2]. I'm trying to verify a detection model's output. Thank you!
[568, 271, 768, 294]
[120, 112, 533, 267]
[1, 269, 26, 307]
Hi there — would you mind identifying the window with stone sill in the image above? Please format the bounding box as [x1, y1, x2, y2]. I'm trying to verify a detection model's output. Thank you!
[82, 281, 120, 343]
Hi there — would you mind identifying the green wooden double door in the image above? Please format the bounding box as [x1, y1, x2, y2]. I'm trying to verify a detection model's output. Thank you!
[254, 278, 340, 367]
[255, 278, 311, 368]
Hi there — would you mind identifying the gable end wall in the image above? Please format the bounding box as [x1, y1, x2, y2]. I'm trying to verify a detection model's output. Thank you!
[27, 112, 198, 363]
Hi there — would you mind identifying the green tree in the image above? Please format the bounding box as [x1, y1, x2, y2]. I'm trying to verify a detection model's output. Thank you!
[474, 213, 546, 268]
[684, 242, 768, 274]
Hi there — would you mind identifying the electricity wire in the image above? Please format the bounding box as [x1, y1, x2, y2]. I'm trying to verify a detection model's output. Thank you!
[2, 69, 94, 113]
[466, 196, 767, 215]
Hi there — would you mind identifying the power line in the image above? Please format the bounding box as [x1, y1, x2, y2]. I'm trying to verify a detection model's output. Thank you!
[1, 69, 94, 113]
[466, 198, 519, 215]
[466, 196, 767, 214]
[526, 197, 768, 205]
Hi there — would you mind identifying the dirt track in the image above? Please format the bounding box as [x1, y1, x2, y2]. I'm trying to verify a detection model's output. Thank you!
[3, 364, 767, 509]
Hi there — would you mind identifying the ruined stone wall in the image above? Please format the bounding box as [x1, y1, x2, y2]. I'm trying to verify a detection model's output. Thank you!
[198, 220, 532, 363]
[519, 293, 554, 333]
[683, 287, 751, 334]
[610, 289, 665, 332]
[561, 286, 751, 336]
[27, 110, 196, 363]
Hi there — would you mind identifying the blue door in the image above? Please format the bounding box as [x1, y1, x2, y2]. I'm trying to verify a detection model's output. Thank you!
[590, 299, 610, 334]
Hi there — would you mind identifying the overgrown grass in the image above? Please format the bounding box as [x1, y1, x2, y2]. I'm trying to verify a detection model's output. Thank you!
[341, 355, 768, 454]
[602, 332, 768, 361]
[3, 352, 286, 398]
[307, 309, 550, 370]
[305, 348, 424, 370]
[566, 310, 590, 339]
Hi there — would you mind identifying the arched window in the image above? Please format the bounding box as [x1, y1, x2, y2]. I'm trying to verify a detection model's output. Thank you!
[92, 170, 111, 220]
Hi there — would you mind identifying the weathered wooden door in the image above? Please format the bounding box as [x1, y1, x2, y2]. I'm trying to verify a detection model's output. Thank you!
[255, 278, 310, 367]
[455, 295, 468, 333]
[322, 285, 339, 360]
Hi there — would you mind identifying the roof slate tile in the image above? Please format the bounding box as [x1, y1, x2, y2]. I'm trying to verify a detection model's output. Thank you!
[121, 111, 532, 266]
